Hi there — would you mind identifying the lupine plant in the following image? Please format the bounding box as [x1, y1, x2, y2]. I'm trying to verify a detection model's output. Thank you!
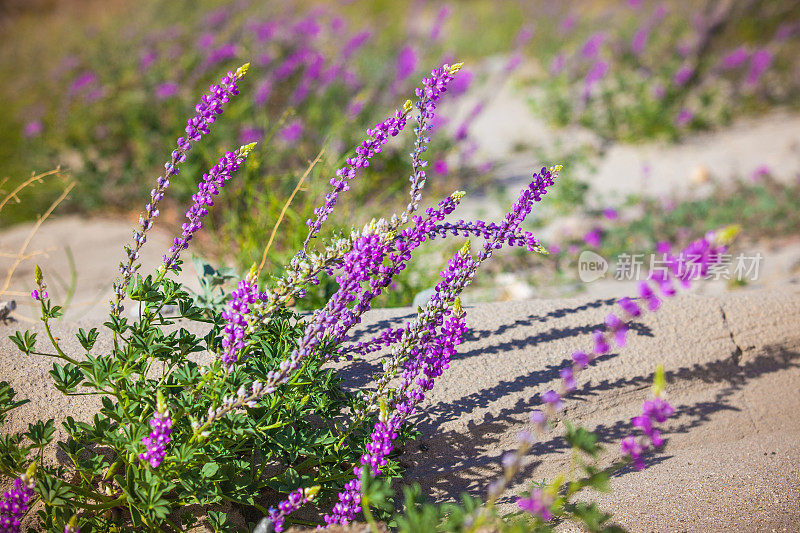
[1, 59, 735, 533]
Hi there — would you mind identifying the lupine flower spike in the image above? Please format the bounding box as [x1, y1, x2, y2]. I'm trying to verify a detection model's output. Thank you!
[0, 463, 36, 533]
[139, 391, 173, 469]
[111, 63, 249, 315]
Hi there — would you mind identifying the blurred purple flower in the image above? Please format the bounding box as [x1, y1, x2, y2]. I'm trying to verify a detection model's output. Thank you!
[204, 8, 228, 28]
[676, 42, 693, 58]
[293, 16, 321, 38]
[750, 164, 770, 182]
[505, 53, 523, 73]
[23, 120, 43, 138]
[239, 127, 263, 144]
[746, 49, 772, 86]
[70, 71, 98, 93]
[775, 22, 799, 42]
[559, 14, 577, 33]
[584, 60, 608, 96]
[549, 53, 565, 75]
[197, 33, 215, 49]
[651, 82, 666, 100]
[254, 79, 272, 106]
[280, 120, 304, 143]
[206, 44, 238, 67]
[628, 0, 643, 7]
[515, 25, 534, 47]
[343, 31, 370, 59]
[719, 47, 749, 69]
[673, 65, 694, 86]
[581, 33, 604, 59]
[331, 16, 345, 33]
[583, 228, 602, 247]
[631, 27, 649, 55]
[251, 21, 278, 42]
[433, 159, 449, 175]
[675, 108, 693, 126]
[85, 87, 105, 102]
[396, 45, 418, 82]
[603, 208, 618, 220]
[449, 69, 473, 96]
[654, 4, 669, 21]
[430, 5, 451, 41]
[140, 50, 157, 72]
[346, 98, 364, 118]
[549, 243, 561, 255]
[155, 82, 179, 100]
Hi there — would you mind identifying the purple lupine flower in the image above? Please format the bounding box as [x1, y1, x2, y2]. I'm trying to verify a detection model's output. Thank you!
[221, 270, 266, 369]
[517, 488, 553, 521]
[30, 289, 48, 301]
[638, 281, 661, 311]
[433, 159, 449, 175]
[603, 207, 618, 220]
[163, 145, 253, 270]
[560, 367, 577, 392]
[673, 65, 694, 86]
[449, 68, 473, 95]
[572, 350, 590, 369]
[592, 330, 610, 355]
[581, 33, 604, 59]
[251, 21, 278, 43]
[0, 464, 36, 533]
[622, 395, 674, 470]
[394, 45, 418, 87]
[140, 50, 157, 72]
[22, 121, 43, 138]
[139, 397, 172, 468]
[292, 16, 321, 39]
[531, 409, 546, 428]
[254, 79, 272, 106]
[719, 47, 749, 70]
[155, 82, 179, 100]
[112, 64, 247, 315]
[541, 390, 563, 411]
[617, 297, 641, 317]
[605, 313, 628, 347]
[280, 120, 304, 143]
[266, 487, 319, 532]
[746, 49, 772, 86]
[64, 516, 79, 533]
[197, 33, 215, 49]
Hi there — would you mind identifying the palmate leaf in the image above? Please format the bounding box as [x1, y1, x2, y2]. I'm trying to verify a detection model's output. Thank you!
[0, 381, 29, 422]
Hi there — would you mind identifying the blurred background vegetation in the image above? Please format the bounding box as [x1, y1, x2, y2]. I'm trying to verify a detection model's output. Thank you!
[2, 0, 799, 307]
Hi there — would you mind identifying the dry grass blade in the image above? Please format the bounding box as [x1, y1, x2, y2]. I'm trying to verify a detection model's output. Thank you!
[257, 148, 324, 276]
[0, 180, 76, 298]
[0, 167, 63, 212]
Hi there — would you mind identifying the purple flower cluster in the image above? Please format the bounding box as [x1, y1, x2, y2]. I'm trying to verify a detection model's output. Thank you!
[325, 305, 468, 525]
[112, 64, 247, 314]
[266, 486, 318, 533]
[220, 271, 266, 369]
[163, 144, 254, 270]
[622, 396, 675, 469]
[139, 404, 173, 469]
[428, 220, 545, 253]
[0, 465, 35, 533]
[517, 488, 554, 521]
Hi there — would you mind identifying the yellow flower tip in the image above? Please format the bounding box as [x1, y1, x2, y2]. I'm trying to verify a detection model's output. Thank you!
[235, 62, 250, 78]
[156, 390, 166, 413]
[550, 164, 563, 174]
[25, 461, 37, 481]
[247, 263, 258, 280]
[34, 264, 42, 284]
[305, 485, 321, 499]
[379, 398, 389, 423]
[240, 142, 258, 156]
[536, 245, 549, 255]
[716, 224, 741, 246]
[449, 62, 464, 74]
[453, 296, 463, 316]
[403, 99, 413, 113]
[651, 364, 666, 397]
[451, 190, 466, 202]
[460, 240, 471, 256]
